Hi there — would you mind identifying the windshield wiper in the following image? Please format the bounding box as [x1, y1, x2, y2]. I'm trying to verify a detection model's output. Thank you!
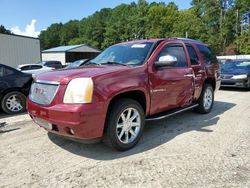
[85, 61, 101, 66]
[105, 61, 128, 66]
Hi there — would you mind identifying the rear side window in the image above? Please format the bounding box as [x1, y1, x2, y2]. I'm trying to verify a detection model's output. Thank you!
[30, 65, 42, 70]
[157, 43, 188, 67]
[20, 66, 31, 71]
[196, 44, 218, 64]
[186, 45, 199, 65]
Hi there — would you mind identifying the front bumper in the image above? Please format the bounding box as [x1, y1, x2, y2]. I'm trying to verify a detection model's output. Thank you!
[27, 98, 107, 141]
[221, 78, 250, 88]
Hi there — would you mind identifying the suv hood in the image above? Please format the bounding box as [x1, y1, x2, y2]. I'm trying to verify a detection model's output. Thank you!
[34, 65, 130, 85]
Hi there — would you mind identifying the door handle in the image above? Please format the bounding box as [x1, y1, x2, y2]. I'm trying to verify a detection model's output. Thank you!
[198, 70, 205, 73]
[184, 74, 194, 77]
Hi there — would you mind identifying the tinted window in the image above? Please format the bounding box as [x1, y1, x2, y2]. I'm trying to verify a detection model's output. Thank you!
[196, 44, 218, 64]
[186, 45, 199, 65]
[45, 61, 62, 68]
[20, 66, 31, 71]
[157, 43, 188, 67]
[0, 66, 15, 77]
[30, 65, 42, 70]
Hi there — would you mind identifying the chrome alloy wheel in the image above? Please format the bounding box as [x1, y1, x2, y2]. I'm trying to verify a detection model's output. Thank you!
[6, 94, 23, 112]
[203, 88, 213, 110]
[116, 107, 141, 144]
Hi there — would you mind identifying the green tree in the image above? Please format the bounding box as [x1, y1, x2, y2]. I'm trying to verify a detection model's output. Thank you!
[146, 2, 178, 38]
[39, 23, 63, 50]
[236, 32, 250, 54]
[39, 0, 249, 54]
[60, 20, 80, 45]
[171, 8, 204, 39]
[0, 25, 11, 34]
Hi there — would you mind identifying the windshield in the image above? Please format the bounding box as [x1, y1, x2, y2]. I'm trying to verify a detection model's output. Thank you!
[221, 61, 250, 71]
[66, 60, 85, 68]
[91, 42, 153, 66]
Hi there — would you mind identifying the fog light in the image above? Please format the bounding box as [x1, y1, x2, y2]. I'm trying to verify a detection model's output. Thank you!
[69, 128, 75, 135]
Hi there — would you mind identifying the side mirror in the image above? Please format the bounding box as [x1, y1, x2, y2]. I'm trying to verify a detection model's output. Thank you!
[154, 55, 178, 68]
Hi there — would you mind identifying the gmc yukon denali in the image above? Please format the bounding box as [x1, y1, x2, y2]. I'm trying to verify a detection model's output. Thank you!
[27, 38, 221, 151]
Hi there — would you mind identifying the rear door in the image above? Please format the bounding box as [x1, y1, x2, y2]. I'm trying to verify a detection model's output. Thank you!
[186, 43, 205, 100]
[148, 41, 195, 115]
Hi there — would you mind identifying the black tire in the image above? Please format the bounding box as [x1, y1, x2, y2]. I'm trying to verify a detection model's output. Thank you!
[194, 84, 214, 114]
[1, 91, 26, 114]
[103, 98, 145, 151]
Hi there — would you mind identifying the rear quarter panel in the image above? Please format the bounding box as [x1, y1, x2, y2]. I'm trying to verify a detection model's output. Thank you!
[0, 73, 32, 98]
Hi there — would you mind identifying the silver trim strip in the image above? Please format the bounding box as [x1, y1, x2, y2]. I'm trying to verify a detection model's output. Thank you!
[35, 80, 60, 85]
[146, 104, 199, 121]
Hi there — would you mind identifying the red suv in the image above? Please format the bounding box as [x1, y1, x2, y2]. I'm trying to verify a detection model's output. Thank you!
[27, 38, 221, 150]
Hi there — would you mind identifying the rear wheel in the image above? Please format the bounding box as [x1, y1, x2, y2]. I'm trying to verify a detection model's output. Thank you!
[194, 84, 214, 114]
[104, 98, 145, 151]
[1, 91, 26, 114]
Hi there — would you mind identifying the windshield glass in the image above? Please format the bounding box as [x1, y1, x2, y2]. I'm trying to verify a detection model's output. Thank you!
[66, 60, 85, 68]
[221, 61, 250, 71]
[91, 42, 153, 66]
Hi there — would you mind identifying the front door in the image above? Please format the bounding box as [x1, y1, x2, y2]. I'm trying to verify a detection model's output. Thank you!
[148, 42, 195, 115]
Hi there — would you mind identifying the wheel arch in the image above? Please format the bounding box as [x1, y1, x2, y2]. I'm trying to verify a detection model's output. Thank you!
[0, 88, 26, 101]
[107, 90, 147, 114]
[204, 77, 216, 91]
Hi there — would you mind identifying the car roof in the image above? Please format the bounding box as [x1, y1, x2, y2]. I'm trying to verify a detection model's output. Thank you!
[116, 38, 206, 46]
[40, 61, 61, 63]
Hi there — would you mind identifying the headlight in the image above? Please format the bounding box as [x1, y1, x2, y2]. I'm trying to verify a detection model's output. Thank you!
[232, 75, 248, 79]
[63, 78, 93, 104]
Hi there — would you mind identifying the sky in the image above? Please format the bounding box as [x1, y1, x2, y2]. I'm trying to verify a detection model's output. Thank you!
[0, 0, 191, 38]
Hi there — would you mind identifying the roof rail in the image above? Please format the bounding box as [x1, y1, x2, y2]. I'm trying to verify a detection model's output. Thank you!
[169, 37, 201, 42]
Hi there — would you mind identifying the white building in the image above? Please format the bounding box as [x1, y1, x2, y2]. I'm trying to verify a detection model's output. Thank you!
[42, 44, 100, 65]
[0, 33, 41, 68]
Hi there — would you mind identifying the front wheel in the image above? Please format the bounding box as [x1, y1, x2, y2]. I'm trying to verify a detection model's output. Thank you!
[1, 91, 26, 114]
[104, 98, 145, 151]
[194, 84, 214, 114]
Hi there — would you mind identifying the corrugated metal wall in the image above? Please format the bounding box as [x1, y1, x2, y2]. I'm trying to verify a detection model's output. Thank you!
[0, 34, 41, 68]
[42, 53, 66, 65]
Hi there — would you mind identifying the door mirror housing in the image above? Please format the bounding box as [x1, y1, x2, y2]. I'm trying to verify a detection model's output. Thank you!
[154, 55, 178, 68]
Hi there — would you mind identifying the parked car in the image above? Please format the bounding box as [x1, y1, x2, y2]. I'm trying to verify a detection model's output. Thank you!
[218, 59, 232, 64]
[27, 38, 220, 151]
[38, 61, 63, 69]
[65, 59, 90, 69]
[0, 64, 32, 114]
[220, 60, 250, 89]
[17, 64, 54, 75]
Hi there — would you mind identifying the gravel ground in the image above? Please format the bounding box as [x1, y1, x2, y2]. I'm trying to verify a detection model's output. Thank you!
[0, 89, 250, 188]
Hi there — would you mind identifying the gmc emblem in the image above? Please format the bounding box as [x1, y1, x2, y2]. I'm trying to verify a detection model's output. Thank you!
[35, 87, 45, 95]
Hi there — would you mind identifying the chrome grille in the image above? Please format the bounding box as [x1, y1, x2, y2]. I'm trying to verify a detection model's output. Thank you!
[221, 74, 233, 79]
[29, 81, 59, 105]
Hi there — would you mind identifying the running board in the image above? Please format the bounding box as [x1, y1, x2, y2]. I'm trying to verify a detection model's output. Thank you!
[146, 104, 199, 121]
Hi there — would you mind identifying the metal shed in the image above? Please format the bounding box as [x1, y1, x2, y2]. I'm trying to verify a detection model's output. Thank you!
[42, 44, 100, 65]
[0, 33, 41, 68]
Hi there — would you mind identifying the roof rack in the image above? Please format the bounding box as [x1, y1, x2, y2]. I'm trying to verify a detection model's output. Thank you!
[169, 37, 201, 42]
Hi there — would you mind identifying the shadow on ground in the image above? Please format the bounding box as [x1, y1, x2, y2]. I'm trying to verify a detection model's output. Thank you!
[48, 101, 236, 160]
[0, 111, 27, 119]
[220, 87, 249, 92]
